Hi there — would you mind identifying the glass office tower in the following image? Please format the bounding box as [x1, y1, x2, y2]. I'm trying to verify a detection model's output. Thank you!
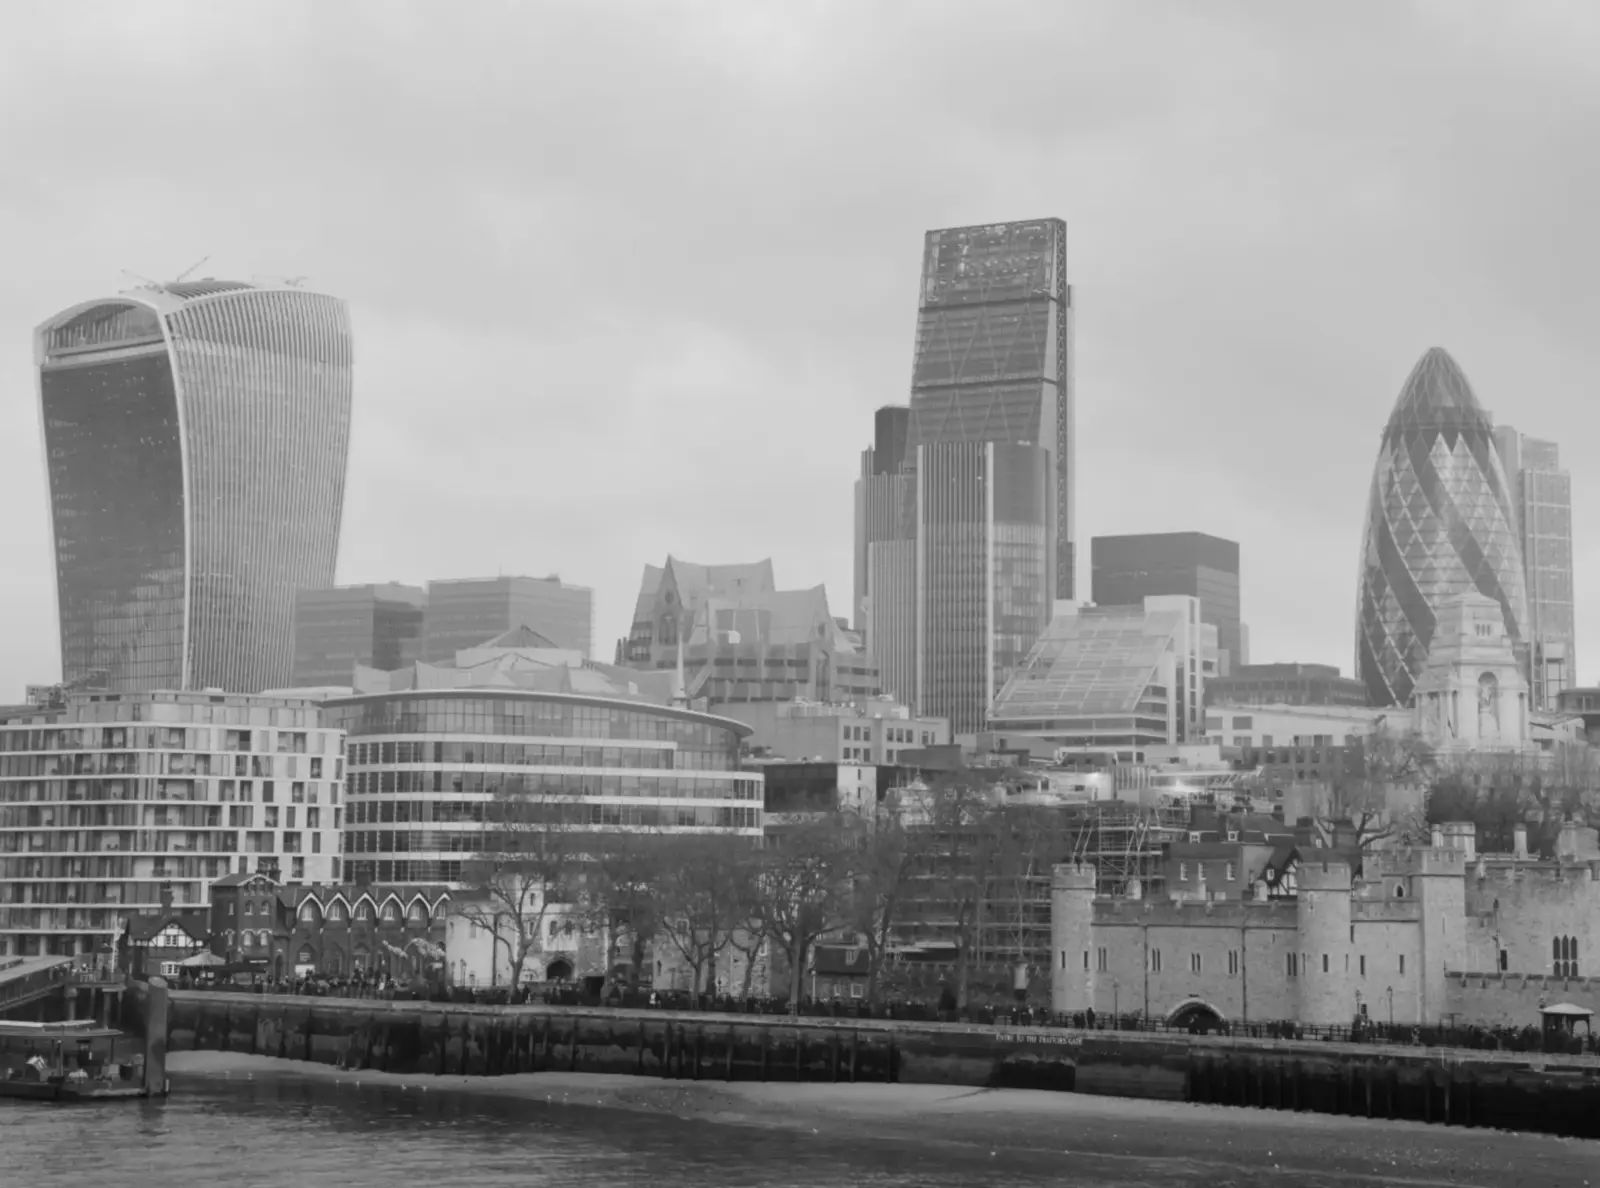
[1354, 347, 1528, 707]
[1493, 427, 1575, 708]
[1091, 533, 1242, 676]
[900, 219, 1072, 735]
[35, 282, 353, 694]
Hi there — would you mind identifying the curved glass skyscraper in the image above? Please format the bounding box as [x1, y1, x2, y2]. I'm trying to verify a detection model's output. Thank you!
[1355, 347, 1528, 707]
[35, 281, 353, 693]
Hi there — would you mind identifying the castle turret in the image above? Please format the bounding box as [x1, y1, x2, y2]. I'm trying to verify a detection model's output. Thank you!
[1295, 858, 1354, 1026]
[1051, 862, 1097, 1015]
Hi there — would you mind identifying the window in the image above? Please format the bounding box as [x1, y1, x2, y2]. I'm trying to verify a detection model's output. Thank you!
[1359, 955, 1366, 976]
[291, 857, 304, 880]
[1398, 954, 1405, 976]
[1498, 950, 1508, 972]
[1096, 947, 1108, 972]
[1189, 953, 1202, 974]
[1286, 953, 1298, 977]
[1554, 936, 1579, 978]
[299, 902, 318, 923]
[1227, 950, 1239, 976]
[1149, 949, 1162, 973]
[1179, 862, 1189, 882]
[1322, 953, 1329, 973]
[1225, 862, 1237, 882]
[850, 983, 863, 1000]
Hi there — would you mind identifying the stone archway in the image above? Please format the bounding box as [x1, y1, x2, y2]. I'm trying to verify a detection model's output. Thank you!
[1166, 999, 1225, 1032]
[546, 958, 574, 982]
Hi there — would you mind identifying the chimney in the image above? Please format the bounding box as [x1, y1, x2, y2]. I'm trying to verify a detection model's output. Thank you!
[159, 883, 173, 912]
[1513, 823, 1528, 861]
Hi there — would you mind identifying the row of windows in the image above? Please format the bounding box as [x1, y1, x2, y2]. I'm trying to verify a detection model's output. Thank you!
[325, 698, 739, 749]
[0, 751, 334, 779]
[345, 803, 760, 847]
[1176, 862, 1239, 883]
[0, 776, 339, 805]
[346, 740, 733, 773]
[1074, 947, 1411, 979]
[348, 771, 759, 800]
[0, 724, 335, 754]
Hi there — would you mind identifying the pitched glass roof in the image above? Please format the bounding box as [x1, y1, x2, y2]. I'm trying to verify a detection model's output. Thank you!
[990, 605, 1182, 720]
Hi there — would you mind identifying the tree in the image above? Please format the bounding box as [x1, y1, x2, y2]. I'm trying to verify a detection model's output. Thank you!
[1318, 726, 1434, 849]
[654, 834, 753, 1004]
[585, 832, 669, 992]
[848, 805, 916, 1006]
[758, 814, 857, 1011]
[457, 791, 579, 988]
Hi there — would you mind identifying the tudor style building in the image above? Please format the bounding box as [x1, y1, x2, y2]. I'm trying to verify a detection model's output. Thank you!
[208, 870, 449, 981]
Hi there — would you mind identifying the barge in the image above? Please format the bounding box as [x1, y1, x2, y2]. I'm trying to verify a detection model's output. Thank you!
[0, 1020, 166, 1102]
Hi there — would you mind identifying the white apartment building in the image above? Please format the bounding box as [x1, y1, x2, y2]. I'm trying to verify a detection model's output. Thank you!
[0, 691, 344, 957]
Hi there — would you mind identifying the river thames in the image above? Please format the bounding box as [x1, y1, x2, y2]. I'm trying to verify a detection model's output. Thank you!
[6, 1054, 1597, 1187]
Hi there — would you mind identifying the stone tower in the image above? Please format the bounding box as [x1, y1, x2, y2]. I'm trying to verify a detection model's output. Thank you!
[1294, 858, 1355, 1027]
[1412, 591, 1529, 752]
[1051, 862, 1097, 1015]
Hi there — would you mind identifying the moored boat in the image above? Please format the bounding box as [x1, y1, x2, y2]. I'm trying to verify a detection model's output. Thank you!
[0, 1019, 163, 1101]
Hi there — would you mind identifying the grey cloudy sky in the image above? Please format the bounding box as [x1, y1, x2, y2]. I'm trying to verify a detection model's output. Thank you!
[2, 0, 1598, 700]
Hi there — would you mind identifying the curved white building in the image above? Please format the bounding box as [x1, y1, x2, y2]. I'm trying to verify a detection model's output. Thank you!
[35, 281, 353, 694]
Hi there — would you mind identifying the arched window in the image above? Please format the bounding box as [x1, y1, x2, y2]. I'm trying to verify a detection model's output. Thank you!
[356, 901, 375, 923]
[408, 901, 428, 924]
[1554, 935, 1580, 978]
[382, 901, 401, 922]
[258, 930, 272, 949]
[299, 901, 320, 924]
[326, 902, 346, 923]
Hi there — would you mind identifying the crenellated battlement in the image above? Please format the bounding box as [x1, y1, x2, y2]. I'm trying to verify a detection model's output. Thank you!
[1296, 857, 1354, 893]
[1051, 861, 1098, 891]
[1366, 846, 1465, 879]
[1090, 897, 1298, 929]
[1472, 858, 1600, 886]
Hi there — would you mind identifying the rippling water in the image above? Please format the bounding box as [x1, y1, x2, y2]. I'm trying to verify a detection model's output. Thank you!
[4, 1060, 1595, 1187]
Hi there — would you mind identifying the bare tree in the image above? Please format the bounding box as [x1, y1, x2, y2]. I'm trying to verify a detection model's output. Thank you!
[585, 832, 668, 992]
[848, 805, 915, 1006]
[655, 834, 753, 1004]
[457, 790, 579, 988]
[1319, 726, 1434, 848]
[758, 814, 857, 1011]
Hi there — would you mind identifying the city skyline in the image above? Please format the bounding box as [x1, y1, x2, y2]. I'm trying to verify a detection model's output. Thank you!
[3, 5, 1599, 702]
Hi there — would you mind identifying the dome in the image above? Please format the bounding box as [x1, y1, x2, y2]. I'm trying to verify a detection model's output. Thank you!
[1354, 348, 1528, 707]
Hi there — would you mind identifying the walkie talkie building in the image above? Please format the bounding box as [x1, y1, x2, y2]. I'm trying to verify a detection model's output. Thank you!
[35, 281, 353, 694]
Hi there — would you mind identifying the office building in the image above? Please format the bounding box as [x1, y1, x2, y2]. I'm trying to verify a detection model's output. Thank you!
[1354, 348, 1529, 707]
[35, 281, 353, 694]
[854, 406, 915, 703]
[1206, 662, 1369, 708]
[0, 690, 344, 958]
[621, 556, 878, 706]
[1493, 427, 1575, 708]
[1091, 533, 1243, 676]
[988, 595, 1204, 760]
[291, 583, 426, 687]
[422, 576, 593, 661]
[720, 696, 949, 765]
[325, 642, 764, 887]
[895, 219, 1072, 735]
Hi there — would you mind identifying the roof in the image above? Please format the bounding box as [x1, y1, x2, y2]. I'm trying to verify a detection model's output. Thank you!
[209, 871, 280, 890]
[1386, 347, 1491, 432]
[124, 911, 208, 944]
[813, 946, 870, 976]
[479, 624, 559, 649]
[990, 603, 1186, 721]
[632, 556, 778, 628]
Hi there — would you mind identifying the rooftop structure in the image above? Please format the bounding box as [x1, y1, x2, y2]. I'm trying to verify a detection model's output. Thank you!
[422, 576, 593, 662]
[35, 280, 353, 694]
[1091, 533, 1243, 676]
[1207, 662, 1369, 708]
[291, 583, 427, 687]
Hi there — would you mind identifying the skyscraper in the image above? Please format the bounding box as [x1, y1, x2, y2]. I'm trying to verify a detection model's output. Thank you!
[900, 219, 1073, 734]
[854, 406, 915, 702]
[1493, 427, 1575, 707]
[1091, 532, 1242, 677]
[1354, 348, 1529, 707]
[35, 281, 353, 694]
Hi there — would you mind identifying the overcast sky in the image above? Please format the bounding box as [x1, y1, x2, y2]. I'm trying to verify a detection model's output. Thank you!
[2, 0, 1598, 701]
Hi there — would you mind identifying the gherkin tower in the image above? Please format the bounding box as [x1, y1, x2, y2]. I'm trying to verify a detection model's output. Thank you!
[1354, 347, 1528, 707]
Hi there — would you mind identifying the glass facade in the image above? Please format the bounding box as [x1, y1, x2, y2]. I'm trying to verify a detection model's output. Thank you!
[1091, 533, 1242, 676]
[323, 691, 764, 886]
[291, 584, 426, 687]
[36, 284, 353, 695]
[989, 603, 1186, 756]
[0, 692, 344, 957]
[422, 576, 594, 661]
[1355, 348, 1529, 707]
[1494, 428, 1575, 709]
[908, 219, 1073, 599]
